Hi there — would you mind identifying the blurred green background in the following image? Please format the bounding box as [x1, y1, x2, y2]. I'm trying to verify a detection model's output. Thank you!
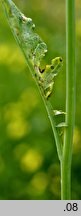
[0, 0, 81, 200]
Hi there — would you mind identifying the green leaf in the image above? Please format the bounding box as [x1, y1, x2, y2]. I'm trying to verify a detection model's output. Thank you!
[53, 110, 66, 116]
[1, 0, 63, 162]
[1, 0, 47, 67]
[1, 0, 63, 100]
[56, 122, 68, 128]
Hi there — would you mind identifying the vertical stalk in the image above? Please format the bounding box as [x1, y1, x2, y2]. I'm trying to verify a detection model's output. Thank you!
[43, 99, 62, 162]
[61, 0, 76, 199]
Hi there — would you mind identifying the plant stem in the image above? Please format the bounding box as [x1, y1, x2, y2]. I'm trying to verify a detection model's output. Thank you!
[61, 0, 76, 199]
[43, 99, 62, 162]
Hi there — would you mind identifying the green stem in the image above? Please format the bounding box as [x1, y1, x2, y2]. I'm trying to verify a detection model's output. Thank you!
[61, 0, 76, 199]
[43, 99, 62, 162]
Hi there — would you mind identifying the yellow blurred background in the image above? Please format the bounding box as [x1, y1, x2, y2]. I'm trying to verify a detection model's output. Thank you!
[0, 0, 81, 199]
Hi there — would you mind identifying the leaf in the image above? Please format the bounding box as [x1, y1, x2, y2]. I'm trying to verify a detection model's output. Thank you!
[1, 0, 63, 162]
[1, 0, 47, 67]
[1, 0, 63, 100]
[55, 122, 68, 128]
[41, 57, 63, 99]
[53, 110, 66, 116]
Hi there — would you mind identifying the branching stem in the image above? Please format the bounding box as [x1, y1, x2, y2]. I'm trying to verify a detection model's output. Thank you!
[1, 0, 76, 200]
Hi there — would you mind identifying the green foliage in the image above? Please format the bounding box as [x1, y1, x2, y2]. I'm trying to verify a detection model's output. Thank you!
[1, 0, 63, 100]
[2, 0, 47, 66]
[0, 0, 81, 200]
[1, 0, 64, 166]
[40, 57, 63, 98]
